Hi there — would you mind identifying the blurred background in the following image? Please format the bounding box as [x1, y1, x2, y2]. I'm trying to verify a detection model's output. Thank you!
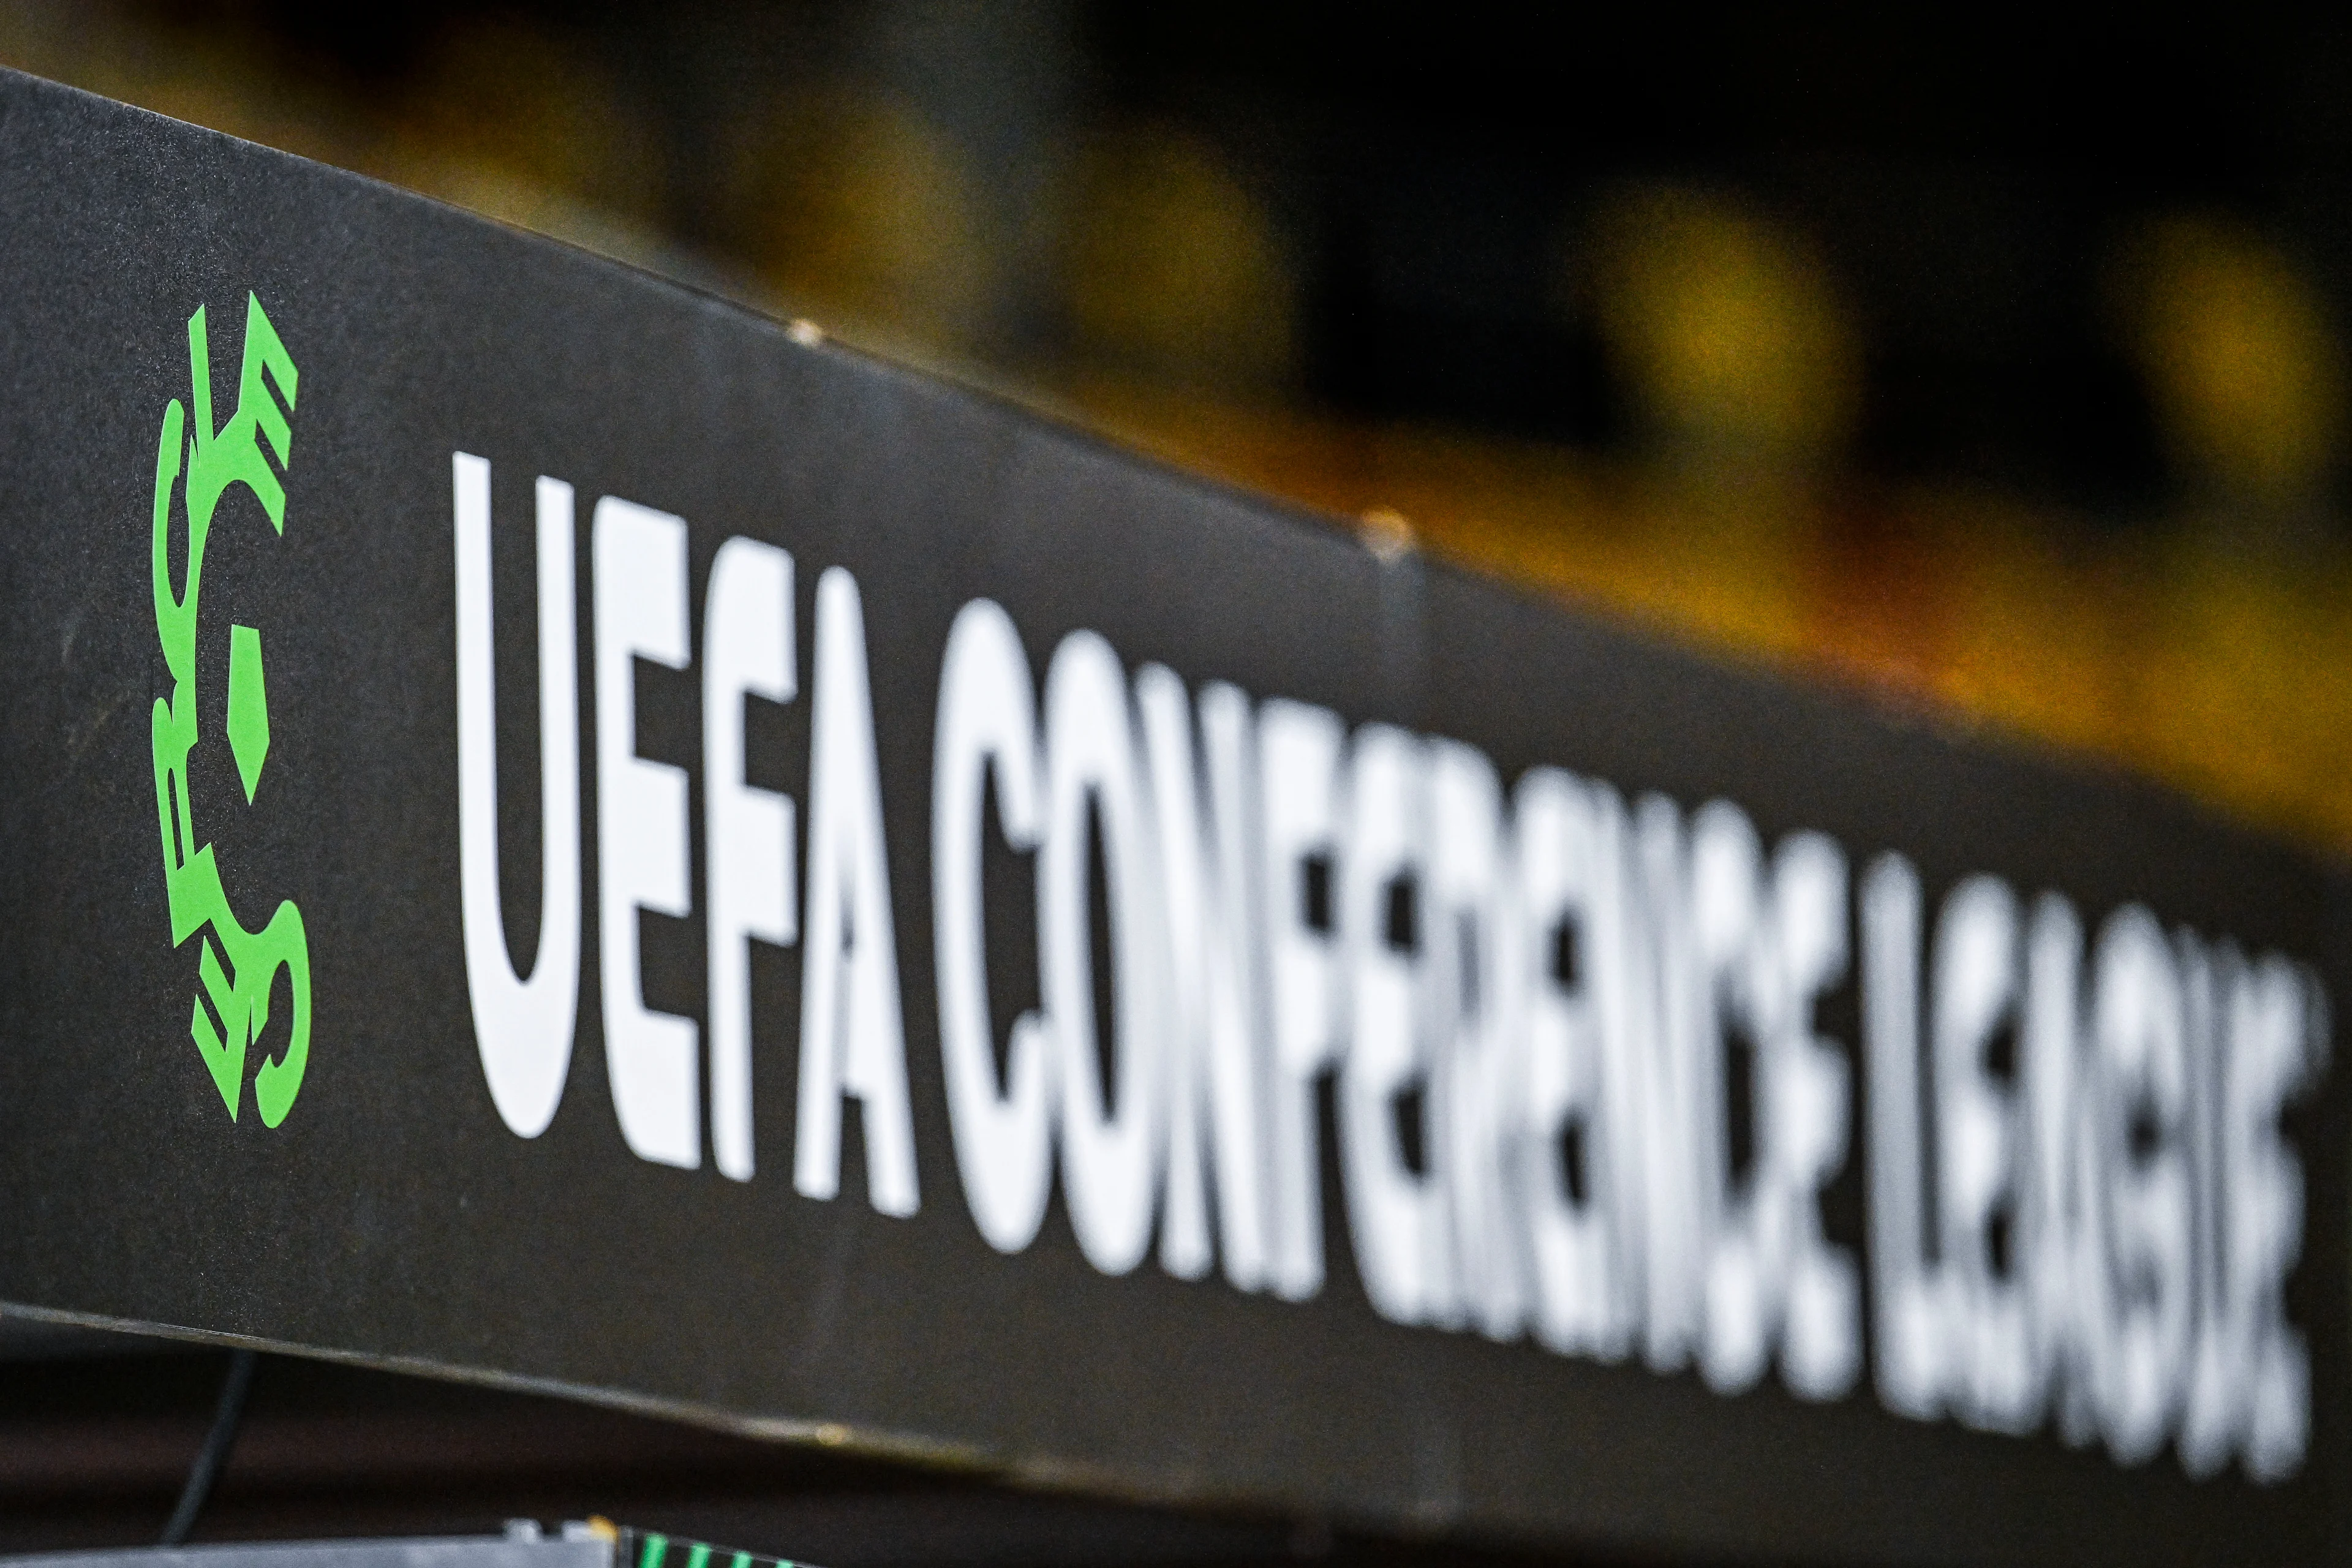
[7, 2, 2352, 848]
[7, 6, 2352, 1562]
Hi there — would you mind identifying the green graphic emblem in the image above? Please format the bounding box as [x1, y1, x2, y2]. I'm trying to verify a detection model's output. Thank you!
[150, 295, 311, 1126]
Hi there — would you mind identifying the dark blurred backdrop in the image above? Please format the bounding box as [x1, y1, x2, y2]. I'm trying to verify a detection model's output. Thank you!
[8, 2, 2352, 843]
[7, 8, 2352, 1563]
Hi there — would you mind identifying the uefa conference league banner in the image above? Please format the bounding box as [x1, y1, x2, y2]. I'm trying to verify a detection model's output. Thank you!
[0, 69, 2343, 1565]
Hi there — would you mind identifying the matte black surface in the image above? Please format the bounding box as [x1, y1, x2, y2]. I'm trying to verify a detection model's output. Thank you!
[0, 71, 2344, 1568]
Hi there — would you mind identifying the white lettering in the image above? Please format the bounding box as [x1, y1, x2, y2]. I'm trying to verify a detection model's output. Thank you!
[1692, 799, 1768, 1395]
[795, 567, 919, 1216]
[1771, 831, 1858, 1400]
[1515, 769, 1634, 1360]
[933, 599, 1052, 1252]
[2090, 906, 2193, 1464]
[1428, 738, 1526, 1342]
[1864, 853, 1945, 1417]
[2224, 957, 2318, 1481]
[1934, 875, 2031, 1430]
[1041, 629, 1163, 1275]
[592, 496, 698, 1169]
[2021, 892, 2100, 1445]
[455, 454, 582, 1140]
[1259, 697, 1346, 1302]
[1631, 795, 1703, 1372]
[1139, 668, 1273, 1290]
[1340, 724, 1450, 1327]
[703, 537, 796, 1183]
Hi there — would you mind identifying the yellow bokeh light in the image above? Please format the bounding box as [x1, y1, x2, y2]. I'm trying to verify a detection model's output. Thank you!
[2119, 216, 2344, 502]
[1063, 124, 1297, 391]
[1589, 187, 1858, 468]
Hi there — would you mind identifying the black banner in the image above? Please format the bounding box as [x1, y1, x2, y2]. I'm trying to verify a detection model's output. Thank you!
[0, 69, 2345, 1566]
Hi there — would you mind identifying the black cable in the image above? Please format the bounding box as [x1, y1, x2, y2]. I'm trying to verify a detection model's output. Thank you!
[160, 1348, 258, 1547]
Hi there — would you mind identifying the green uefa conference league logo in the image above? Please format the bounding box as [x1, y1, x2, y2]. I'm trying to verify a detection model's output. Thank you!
[149, 293, 311, 1126]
